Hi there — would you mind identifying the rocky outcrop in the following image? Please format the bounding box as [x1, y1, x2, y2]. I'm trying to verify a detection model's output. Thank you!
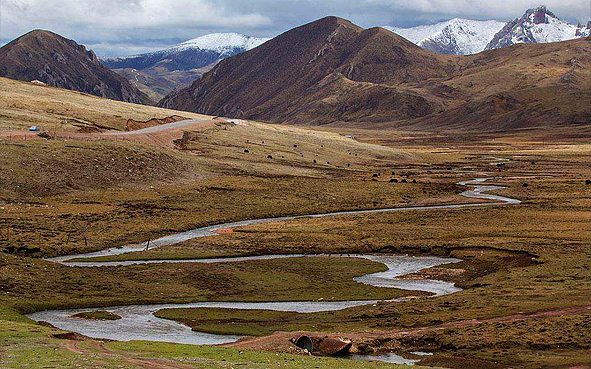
[486, 6, 587, 50]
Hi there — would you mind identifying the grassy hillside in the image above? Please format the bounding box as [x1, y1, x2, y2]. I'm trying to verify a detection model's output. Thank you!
[0, 77, 208, 131]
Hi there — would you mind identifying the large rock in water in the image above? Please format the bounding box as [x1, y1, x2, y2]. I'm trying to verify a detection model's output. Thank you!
[0, 30, 153, 105]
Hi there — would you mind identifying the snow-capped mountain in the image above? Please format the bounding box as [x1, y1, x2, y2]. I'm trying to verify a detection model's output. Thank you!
[171, 33, 269, 56]
[485, 6, 590, 50]
[101, 33, 270, 72]
[384, 19, 505, 55]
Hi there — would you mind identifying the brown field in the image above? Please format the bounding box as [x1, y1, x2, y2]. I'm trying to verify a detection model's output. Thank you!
[0, 77, 208, 132]
[1, 78, 591, 368]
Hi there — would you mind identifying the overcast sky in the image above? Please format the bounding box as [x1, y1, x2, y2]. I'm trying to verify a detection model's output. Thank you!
[2, 0, 590, 57]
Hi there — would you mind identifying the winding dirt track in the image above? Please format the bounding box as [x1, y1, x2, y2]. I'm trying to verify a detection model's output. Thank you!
[62, 340, 194, 369]
[0, 118, 217, 148]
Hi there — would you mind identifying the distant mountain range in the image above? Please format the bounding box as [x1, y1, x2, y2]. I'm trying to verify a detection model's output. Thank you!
[386, 6, 590, 55]
[100, 33, 270, 101]
[485, 6, 590, 50]
[1, 5, 589, 131]
[97, 5, 591, 101]
[159, 16, 591, 131]
[101, 33, 270, 71]
[0, 30, 152, 105]
[384, 19, 505, 55]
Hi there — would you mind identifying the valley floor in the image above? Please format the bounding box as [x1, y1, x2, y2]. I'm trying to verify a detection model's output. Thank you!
[1, 93, 590, 368]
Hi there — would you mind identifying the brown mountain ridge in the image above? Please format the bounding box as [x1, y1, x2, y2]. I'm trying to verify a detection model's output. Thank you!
[159, 17, 458, 124]
[0, 30, 153, 105]
[159, 17, 591, 131]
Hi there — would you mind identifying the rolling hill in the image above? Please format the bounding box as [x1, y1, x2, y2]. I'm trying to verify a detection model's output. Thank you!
[0, 30, 152, 105]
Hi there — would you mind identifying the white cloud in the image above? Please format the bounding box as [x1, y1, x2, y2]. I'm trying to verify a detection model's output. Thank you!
[1, 0, 272, 54]
[1, 0, 589, 57]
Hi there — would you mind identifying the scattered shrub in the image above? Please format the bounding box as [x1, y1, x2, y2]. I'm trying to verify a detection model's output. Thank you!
[390, 178, 398, 183]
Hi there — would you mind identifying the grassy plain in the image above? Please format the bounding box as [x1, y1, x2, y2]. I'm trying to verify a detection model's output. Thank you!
[1, 79, 591, 368]
[0, 308, 412, 369]
[1, 113, 451, 258]
[133, 142, 591, 368]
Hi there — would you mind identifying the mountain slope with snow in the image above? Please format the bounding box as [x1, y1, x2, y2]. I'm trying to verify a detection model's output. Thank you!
[101, 33, 270, 72]
[485, 6, 590, 50]
[171, 33, 269, 56]
[384, 19, 505, 55]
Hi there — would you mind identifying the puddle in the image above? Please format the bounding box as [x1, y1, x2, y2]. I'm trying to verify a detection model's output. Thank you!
[350, 353, 420, 365]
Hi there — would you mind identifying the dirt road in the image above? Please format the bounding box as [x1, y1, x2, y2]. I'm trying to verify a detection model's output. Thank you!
[0, 118, 218, 147]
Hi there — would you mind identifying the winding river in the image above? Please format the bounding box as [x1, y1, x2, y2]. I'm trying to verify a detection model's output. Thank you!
[28, 177, 520, 345]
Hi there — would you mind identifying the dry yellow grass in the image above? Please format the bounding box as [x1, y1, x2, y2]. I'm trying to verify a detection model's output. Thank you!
[0, 82, 429, 257]
[0, 77, 210, 131]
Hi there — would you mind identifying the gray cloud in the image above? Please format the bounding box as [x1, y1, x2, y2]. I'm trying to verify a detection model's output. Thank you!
[2, 0, 590, 57]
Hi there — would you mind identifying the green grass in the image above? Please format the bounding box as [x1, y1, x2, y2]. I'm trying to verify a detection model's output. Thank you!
[71, 310, 122, 321]
[0, 254, 414, 314]
[0, 308, 132, 369]
[155, 308, 323, 336]
[0, 306, 411, 369]
[107, 340, 413, 368]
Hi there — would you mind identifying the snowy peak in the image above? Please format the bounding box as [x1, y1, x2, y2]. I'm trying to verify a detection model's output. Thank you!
[528, 5, 554, 24]
[171, 33, 270, 56]
[485, 6, 589, 50]
[101, 33, 270, 72]
[384, 19, 505, 55]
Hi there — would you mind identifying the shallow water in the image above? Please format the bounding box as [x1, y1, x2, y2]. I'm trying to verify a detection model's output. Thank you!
[29, 178, 518, 345]
[28, 254, 460, 345]
[48, 177, 519, 266]
[350, 353, 421, 365]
